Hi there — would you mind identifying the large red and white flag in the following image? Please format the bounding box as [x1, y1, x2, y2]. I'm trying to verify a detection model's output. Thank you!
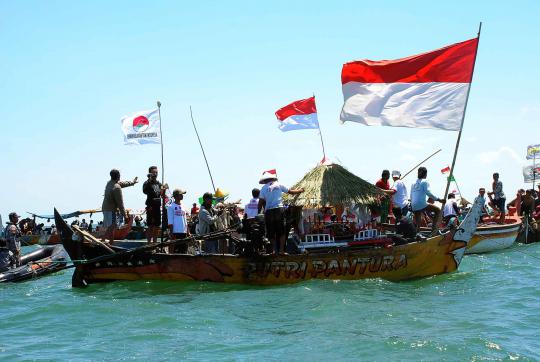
[275, 96, 319, 132]
[340, 38, 478, 131]
[121, 109, 161, 145]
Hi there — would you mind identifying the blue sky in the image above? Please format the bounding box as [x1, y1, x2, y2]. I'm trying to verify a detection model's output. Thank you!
[1, 0, 539, 221]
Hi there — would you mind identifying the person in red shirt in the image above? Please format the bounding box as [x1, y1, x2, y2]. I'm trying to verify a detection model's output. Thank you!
[375, 170, 394, 223]
[190, 203, 199, 216]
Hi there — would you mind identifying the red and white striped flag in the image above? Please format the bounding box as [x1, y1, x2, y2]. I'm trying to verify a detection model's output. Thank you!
[441, 166, 451, 174]
[340, 38, 478, 131]
[275, 96, 319, 132]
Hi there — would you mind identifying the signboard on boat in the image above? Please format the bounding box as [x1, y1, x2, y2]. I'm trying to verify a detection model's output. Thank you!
[526, 144, 540, 160]
[522, 165, 540, 183]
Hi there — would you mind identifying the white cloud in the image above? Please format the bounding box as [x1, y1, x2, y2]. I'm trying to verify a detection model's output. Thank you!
[477, 146, 524, 165]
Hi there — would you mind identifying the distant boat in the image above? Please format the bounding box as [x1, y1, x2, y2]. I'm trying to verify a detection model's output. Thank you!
[0, 245, 69, 283]
[464, 215, 521, 254]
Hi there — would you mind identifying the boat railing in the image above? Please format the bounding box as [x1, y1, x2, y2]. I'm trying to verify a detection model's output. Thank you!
[298, 233, 348, 252]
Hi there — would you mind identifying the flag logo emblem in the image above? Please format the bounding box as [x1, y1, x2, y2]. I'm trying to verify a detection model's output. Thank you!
[133, 116, 150, 133]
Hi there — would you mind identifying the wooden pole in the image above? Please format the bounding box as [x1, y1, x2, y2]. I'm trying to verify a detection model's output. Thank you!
[190, 106, 216, 192]
[442, 22, 482, 202]
[400, 149, 442, 181]
[157, 101, 164, 184]
[313, 94, 327, 162]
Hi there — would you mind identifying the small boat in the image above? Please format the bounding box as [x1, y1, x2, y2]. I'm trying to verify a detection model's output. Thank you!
[0, 245, 70, 283]
[54, 165, 485, 288]
[464, 215, 521, 254]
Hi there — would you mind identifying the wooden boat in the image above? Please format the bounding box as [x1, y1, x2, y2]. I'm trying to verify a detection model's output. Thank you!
[46, 215, 134, 245]
[0, 245, 69, 283]
[55, 196, 484, 287]
[464, 215, 521, 254]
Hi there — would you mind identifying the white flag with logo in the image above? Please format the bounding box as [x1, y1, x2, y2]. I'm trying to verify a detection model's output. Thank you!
[121, 109, 161, 145]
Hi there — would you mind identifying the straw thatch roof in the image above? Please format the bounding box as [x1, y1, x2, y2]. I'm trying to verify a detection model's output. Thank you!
[283, 163, 385, 208]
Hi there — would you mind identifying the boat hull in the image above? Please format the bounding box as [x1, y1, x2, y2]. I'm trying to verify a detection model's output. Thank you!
[465, 219, 520, 254]
[74, 233, 466, 285]
[0, 245, 69, 283]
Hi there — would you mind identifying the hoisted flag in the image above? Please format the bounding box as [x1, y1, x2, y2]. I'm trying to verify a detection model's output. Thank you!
[121, 109, 161, 145]
[340, 38, 478, 131]
[441, 166, 451, 174]
[526, 144, 540, 160]
[275, 96, 319, 132]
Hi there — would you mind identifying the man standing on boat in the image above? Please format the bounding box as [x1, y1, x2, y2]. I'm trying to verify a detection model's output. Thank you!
[143, 166, 166, 243]
[488, 172, 506, 224]
[3, 212, 21, 267]
[257, 170, 304, 255]
[167, 188, 190, 253]
[410, 167, 445, 234]
[391, 170, 408, 223]
[102, 169, 138, 242]
[198, 192, 220, 253]
[375, 170, 394, 223]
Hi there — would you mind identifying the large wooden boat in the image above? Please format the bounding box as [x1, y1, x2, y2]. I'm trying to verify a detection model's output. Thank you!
[55, 196, 484, 287]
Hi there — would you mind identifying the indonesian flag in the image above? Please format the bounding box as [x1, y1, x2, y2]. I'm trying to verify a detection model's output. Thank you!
[121, 109, 161, 145]
[441, 166, 451, 174]
[275, 96, 319, 132]
[340, 38, 478, 131]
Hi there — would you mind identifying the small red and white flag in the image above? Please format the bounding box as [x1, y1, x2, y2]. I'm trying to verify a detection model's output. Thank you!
[275, 96, 319, 132]
[441, 166, 451, 174]
[121, 109, 161, 145]
[340, 38, 478, 131]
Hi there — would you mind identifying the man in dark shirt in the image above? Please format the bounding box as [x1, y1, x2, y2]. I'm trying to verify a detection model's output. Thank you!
[143, 165, 164, 243]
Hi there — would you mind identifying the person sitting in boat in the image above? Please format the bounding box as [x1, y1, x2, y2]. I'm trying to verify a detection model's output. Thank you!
[443, 193, 460, 226]
[198, 192, 221, 253]
[80, 219, 89, 230]
[102, 169, 138, 243]
[410, 167, 445, 233]
[3, 212, 21, 267]
[257, 169, 304, 255]
[167, 188, 190, 253]
[244, 188, 260, 219]
[391, 170, 408, 223]
[488, 172, 506, 224]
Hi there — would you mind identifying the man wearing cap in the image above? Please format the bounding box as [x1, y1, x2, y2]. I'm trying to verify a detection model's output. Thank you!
[167, 188, 190, 253]
[102, 169, 138, 242]
[257, 170, 304, 255]
[3, 212, 21, 267]
[391, 170, 408, 222]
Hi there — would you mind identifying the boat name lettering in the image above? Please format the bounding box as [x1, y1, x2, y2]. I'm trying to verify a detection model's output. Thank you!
[246, 255, 407, 279]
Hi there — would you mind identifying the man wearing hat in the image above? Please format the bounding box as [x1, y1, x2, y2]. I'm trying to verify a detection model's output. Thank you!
[198, 192, 221, 253]
[257, 169, 304, 255]
[3, 212, 21, 267]
[167, 188, 190, 253]
[391, 170, 408, 222]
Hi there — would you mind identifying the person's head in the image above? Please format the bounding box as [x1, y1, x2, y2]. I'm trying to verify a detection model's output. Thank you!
[202, 192, 214, 207]
[381, 170, 390, 180]
[82, 218, 86, 222]
[90, 220, 93, 224]
[479, 187, 485, 196]
[418, 167, 428, 179]
[252, 188, 260, 198]
[192, 203, 197, 207]
[391, 170, 401, 181]
[493, 172, 499, 180]
[172, 188, 186, 202]
[525, 189, 533, 196]
[148, 166, 158, 180]
[448, 193, 455, 200]
[8, 212, 20, 223]
[110, 169, 120, 181]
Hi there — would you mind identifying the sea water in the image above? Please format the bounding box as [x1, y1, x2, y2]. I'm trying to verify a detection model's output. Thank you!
[1, 243, 540, 361]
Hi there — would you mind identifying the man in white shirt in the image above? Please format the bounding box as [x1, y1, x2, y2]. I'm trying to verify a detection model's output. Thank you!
[167, 188, 190, 253]
[257, 170, 304, 255]
[244, 188, 260, 219]
[391, 170, 408, 222]
[410, 167, 445, 233]
[443, 193, 460, 226]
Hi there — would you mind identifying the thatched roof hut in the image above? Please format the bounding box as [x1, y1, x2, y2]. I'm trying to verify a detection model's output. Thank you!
[284, 163, 385, 208]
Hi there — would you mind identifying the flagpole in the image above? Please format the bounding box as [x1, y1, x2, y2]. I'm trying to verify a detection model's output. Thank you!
[313, 94, 327, 161]
[190, 106, 216, 193]
[157, 101, 164, 184]
[533, 153, 537, 190]
[442, 22, 482, 202]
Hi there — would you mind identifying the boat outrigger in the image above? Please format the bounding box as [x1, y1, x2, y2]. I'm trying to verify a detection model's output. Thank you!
[55, 164, 485, 288]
